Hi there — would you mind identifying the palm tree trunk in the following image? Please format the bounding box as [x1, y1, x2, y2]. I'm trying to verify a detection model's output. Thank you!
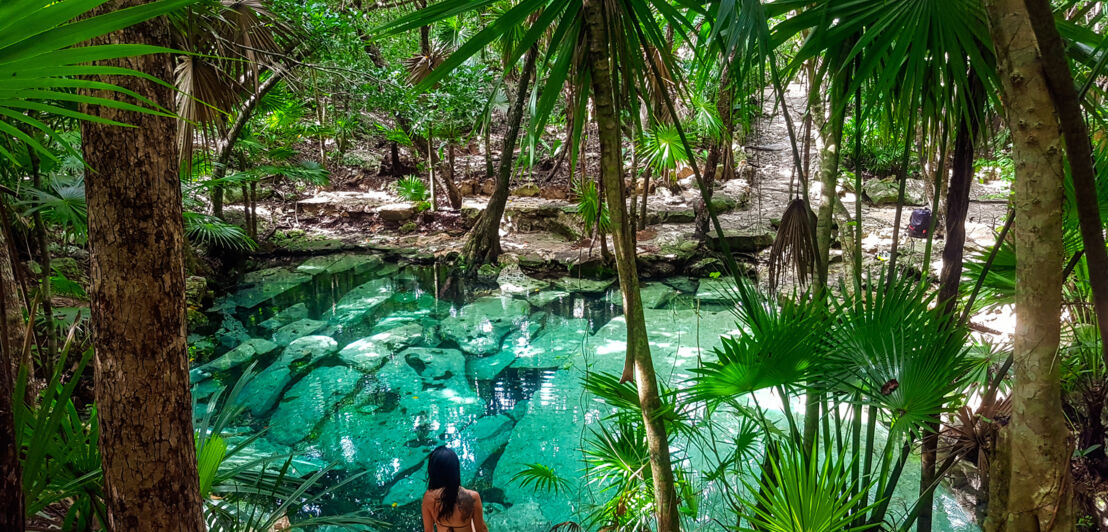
[983, 1, 1074, 529]
[582, 1, 680, 530]
[0, 209, 24, 532]
[461, 45, 538, 265]
[1023, 0, 1108, 368]
[79, 3, 205, 529]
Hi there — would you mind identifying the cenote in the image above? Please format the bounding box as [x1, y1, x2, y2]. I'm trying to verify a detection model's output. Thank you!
[188, 253, 978, 531]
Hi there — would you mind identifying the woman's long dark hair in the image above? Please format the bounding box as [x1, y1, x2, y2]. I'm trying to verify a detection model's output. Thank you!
[427, 446, 464, 521]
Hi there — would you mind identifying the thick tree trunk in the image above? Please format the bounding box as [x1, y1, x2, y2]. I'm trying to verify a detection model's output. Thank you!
[582, 1, 680, 530]
[461, 45, 538, 265]
[1023, 0, 1108, 368]
[984, 1, 1074, 529]
[0, 209, 24, 532]
[79, 3, 205, 530]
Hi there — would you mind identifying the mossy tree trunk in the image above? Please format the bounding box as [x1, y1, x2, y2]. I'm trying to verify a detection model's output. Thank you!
[582, 1, 680, 530]
[79, 2, 205, 529]
[461, 45, 538, 266]
[984, 0, 1074, 529]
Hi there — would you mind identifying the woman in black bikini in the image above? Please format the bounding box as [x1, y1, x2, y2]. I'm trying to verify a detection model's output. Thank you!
[421, 446, 489, 532]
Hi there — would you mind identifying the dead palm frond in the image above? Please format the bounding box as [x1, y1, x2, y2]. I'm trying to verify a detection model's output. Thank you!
[170, 0, 294, 168]
[404, 44, 448, 85]
[768, 198, 817, 290]
[942, 394, 1011, 472]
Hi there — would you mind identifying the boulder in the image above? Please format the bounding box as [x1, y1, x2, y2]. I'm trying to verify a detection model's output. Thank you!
[706, 229, 774, 252]
[268, 365, 363, 445]
[720, 179, 751, 207]
[242, 337, 338, 417]
[378, 203, 416, 222]
[439, 297, 531, 355]
[284, 335, 338, 361]
[511, 183, 541, 197]
[863, 177, 926, 206]
[273, 318, 328, 346]
[507, 318, 590, 369]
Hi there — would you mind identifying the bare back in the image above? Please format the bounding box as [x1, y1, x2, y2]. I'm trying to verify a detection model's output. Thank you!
[421, 487, 489, 532]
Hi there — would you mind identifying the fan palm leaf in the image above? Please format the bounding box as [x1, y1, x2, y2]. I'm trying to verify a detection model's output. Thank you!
[0, 0, 193, 162]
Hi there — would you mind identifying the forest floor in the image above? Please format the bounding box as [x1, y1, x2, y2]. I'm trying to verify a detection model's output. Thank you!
[237, 79, 1013, 331]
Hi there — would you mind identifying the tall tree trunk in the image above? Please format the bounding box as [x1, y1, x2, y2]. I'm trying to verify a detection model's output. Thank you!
[938, 74, 985, 314]
[582, 1, 680, 530]
[1023, 0, 1108, 367]
[461, 45, 538, 265]
[919, 72, 984, 532]
[814, 64, 849, 292]
[80, 3, 205, 530]
[0, 205, 24, 532]
[209, 71, 285, 219]
[27, 147, 56, 360]
[984, 1, 1074, 529]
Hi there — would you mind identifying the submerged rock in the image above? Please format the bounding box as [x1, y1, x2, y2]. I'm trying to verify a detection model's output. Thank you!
[506, 318, 590, 370]
[324, 278, 392, 326]
[338, 338, 391, 372]
[525, 290, 570, 308]
[695, 278, 734, 303]
[551, 277, 616, 294]
[497, 265, 550, 296]
[268, 365, 362, 445]
[296, 253, 382, 276]
[284, 335, 338, 360]
[604, 282, 675, 309]
[486, 501, 552, 532]
[273, 318, 328, 346]
[190, 338, 279, 382]
[384, 414, 514, 507]
[259, 302, 310, 332]
[233, 267, 313, 309]
[440, 297, 531, 355]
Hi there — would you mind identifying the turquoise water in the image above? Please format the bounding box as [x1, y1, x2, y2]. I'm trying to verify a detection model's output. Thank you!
[188, 253, 979, 531]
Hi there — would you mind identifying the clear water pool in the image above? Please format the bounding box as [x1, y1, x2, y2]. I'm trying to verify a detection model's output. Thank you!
[188, 253, 979, 531]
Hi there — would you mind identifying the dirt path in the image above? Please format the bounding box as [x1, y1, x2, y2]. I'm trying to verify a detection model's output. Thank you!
[252, 79, 1010, 299]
